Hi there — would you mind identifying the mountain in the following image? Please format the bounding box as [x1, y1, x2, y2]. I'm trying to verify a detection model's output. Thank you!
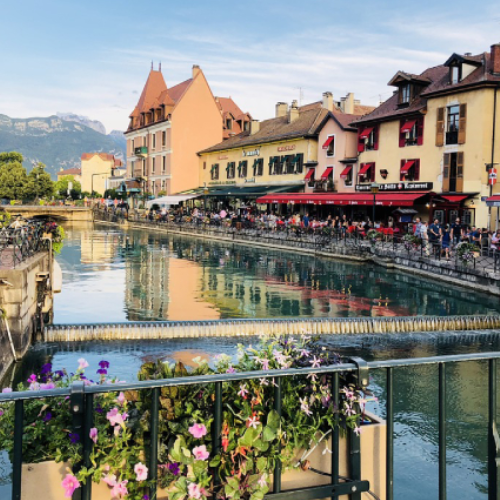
[0, 114, 127, 179]
[108, 129, 127, 152]
[56, 112, 107, 135]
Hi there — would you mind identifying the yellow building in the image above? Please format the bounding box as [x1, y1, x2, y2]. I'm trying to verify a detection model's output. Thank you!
[354, 43, 500, 228]
[57, 167, 81, 184]
[80, 153, 122, 196]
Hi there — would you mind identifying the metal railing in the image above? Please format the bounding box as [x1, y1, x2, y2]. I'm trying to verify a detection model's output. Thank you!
[0, 220, 51, 268]
[1, 351, 499, 500]
[116, 215, 500, 278]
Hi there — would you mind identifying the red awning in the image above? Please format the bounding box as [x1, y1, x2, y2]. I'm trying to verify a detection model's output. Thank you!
[400, 160, 415, 174]
[340, 165, 352, 178]
[304, 168, 315, 181]
[256, 192, 429, 206]
[358, 163, 372, 176]
[322, 137, 334, 149]
[440, 195, 468, 203]
[359, 127, 374, 139]
[400, 120, 416, 133]
[321, 167, 333, 180]
[486, 195, 500, 206]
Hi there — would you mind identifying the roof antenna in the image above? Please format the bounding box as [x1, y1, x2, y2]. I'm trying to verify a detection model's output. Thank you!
[151, 61, 153, 70]
[159, 61, 161, 71]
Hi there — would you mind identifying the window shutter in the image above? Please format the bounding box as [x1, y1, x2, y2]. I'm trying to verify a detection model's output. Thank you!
[442, 154, 450, 192]
[373, 126, 379, 150]
[458, 104, 467, 144]
[357, 131, 365, 153]
[416, 117, 424, 146]
[370, 163, 376, 182]
[456, 152, 464, 192]
[400, 159, 406, 181]
[436, 107, 444, 146]
[414, 159, 420, 181]
[399, 120, 406, 148]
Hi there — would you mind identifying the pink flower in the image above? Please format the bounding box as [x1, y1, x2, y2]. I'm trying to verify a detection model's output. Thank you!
[300, 397, 312, 416]
[238, 384, 249, 399]
[310, 356, 321, 368]
[116, 392, 126, 405]
[257, 474, 268, 488]
[354, 426, 362, 436]
[77, 358, 89, 370]
[106, 407, 127, 427]
[89, 427, 98, 444]
[261, 359, 270, 370]
[192, 445, 209, 461]
[188, 482, 202, 499]
[247, 415, 260, 429]
[27, 374, 37, 384]
[2, 387, 12, 393]
[111, 480, 128, 498]
[134, 462, 148, 481]
[40, 382, 56, 390]
[102, 474, 116, 486]
[188, 423, 207, 439]
[61, 474, 80, 498]
[226, 367, 236, 374]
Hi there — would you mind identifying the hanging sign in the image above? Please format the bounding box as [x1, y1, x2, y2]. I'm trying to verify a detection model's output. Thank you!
[488, 168, 497, 186]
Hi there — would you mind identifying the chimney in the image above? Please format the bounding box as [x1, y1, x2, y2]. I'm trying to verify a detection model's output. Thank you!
[492, 44, 500, 75]
[322, 92, 334, 112]
[341, 93, 355, 114]
[275, 102, 288, 117]
[192, 65, 201, 78]
[288, 100, 299, 122]
[249, 120, 260, 135]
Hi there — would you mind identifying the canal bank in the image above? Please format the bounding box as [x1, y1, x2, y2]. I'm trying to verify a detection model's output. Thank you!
[118, 219, 500, 297]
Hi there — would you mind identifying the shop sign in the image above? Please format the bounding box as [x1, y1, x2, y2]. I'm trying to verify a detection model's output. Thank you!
[218, 155, 229, 160]
[244, 178, 256, 183]
[355, 182, 433, 191]
[277, 145, 296, 152]
[209, 181, 237, 185]
[242, 149, 260, 157]
[488, 168, 497, 186]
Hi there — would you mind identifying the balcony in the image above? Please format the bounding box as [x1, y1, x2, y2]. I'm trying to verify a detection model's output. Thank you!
[445, 131, 458, 145]
[134, 146, 148, 158]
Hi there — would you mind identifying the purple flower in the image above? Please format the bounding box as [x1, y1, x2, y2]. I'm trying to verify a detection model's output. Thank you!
[40, 363, 52, 375]
[43, 412, 52, 422]
[167, 463, 180, 476]
[143, 496, 150, 500]
[40, 382, 55, 390]
[96, 368, 107, 375]
[27, 374, 37, 384]
[69, 432, 80, 443]
[98, 360, 110, 369]
[54, 370, 65, 379]
[95, 404, 103, 414]
[2, 388, 12, 393]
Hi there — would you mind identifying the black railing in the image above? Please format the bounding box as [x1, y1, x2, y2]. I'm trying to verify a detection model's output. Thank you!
[1, 351, 500, 500]
[0, 220, 51, 268]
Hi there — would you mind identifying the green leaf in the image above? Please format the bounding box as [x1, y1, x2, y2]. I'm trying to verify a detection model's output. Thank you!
[209, 455, 221, 467]
[193, 459, 208, 476]
[240, 427, 258, 447]
[267, 410, 281, 431]
[262, 425, 276, 442]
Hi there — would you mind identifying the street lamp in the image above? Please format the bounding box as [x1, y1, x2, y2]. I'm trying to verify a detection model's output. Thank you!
[371, 181, 379, 227]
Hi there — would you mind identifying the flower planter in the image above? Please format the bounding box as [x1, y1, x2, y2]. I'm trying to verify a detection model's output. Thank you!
[21, 413, 385, 500]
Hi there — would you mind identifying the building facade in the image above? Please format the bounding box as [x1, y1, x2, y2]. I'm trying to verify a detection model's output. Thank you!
[125, 65, 249, 196]
[56, 167, 81, 184]
[80, 153, 122, 196]
[353, 44, 500, 228]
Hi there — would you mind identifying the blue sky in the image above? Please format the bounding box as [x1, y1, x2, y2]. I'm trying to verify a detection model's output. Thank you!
[1, 0, 499, 132]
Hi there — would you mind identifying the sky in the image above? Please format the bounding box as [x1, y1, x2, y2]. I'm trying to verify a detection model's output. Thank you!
[1, 0, 499, 133]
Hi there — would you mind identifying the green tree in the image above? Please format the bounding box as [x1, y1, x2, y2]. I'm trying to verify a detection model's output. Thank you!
[26, 163, 54, 200]
[54, 175, 82, 199]
[0, 152, 29, 200]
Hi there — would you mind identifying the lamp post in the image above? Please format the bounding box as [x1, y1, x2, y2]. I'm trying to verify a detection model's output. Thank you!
[371, 181, 380, 227]
[204, 187, 209, 213]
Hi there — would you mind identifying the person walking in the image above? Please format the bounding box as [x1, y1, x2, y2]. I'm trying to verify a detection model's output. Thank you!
[428, 218, 441, 257]
[441, 224, 451, 260]
[450, 217, 463, 246]
[421, 221, 430, 256]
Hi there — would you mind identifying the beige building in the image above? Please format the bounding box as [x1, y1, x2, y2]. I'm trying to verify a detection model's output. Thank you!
[353, 43, 500, 228]
[125, 64, 250, 196]
[80, 153, 122, 196]
[56, 167, 81, 184]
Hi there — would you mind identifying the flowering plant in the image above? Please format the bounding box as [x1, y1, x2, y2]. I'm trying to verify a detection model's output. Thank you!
[366, 229, 382, 245]
[456, 242, 477, 266]
[402, 234, 422, 251]
[0, 336, 373, 500]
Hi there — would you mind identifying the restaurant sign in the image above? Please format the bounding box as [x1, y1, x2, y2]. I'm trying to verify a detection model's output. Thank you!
[355, 182, 433, 192]
[209, 181, 237, 186]
[244, 177, 256, 183]
[242, 148, 260, 157]
[277, 145, 296, 152]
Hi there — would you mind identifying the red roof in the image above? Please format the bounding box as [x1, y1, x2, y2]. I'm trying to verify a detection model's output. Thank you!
[136, 70, 167, 113]
[256, 192, 429, 206]
[57, 167, 81, 177]
[168, 78, 193, 103]
[81, 153, 119, 163]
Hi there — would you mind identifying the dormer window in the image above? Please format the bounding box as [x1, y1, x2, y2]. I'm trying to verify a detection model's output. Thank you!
[451, 65, 461, 84]
[400, 84, 411, 104]
[226, 118, 232, 130]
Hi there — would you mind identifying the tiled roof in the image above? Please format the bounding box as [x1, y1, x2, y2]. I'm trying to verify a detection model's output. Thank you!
[136, 70, 167, 114]
[168, 79, 193, 103]
[199, 108, 330, 154]
[354, 104, 376, 116]
[57, 167, 81, 176]
[332, 111, 359, 130]
[81, 153, 119, 162]
[353, 49, 500, 126]
[114, 159, 123, 167]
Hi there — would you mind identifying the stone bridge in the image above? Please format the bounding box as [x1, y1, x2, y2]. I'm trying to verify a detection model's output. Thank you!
[1, 205, 93, 222]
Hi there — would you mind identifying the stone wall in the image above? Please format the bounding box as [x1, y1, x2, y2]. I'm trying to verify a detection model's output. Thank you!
[0, 252, 53, 381]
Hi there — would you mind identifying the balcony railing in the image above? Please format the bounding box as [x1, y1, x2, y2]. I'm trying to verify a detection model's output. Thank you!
[134, 146, 148, 157]
[1, 352, 500, 500]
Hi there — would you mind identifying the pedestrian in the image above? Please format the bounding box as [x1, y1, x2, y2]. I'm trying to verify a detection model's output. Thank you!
[421, 221, 430, 256]
[428, 218, 441, 256]
[303, 212, 310, 229]
[441, 224, 451, 260]
[450, 217, 463, 246]
[413, 217, 423, 238]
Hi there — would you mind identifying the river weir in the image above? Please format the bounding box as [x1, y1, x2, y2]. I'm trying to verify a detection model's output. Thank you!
[44, 314, 500, 341]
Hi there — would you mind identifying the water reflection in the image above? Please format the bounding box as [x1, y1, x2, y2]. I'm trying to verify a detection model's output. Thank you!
[53, 224, 498, 324]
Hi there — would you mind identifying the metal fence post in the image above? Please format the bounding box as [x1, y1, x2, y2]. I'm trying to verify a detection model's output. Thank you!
[12, 400, 24, 500]
[489, 359, 499, 500]
[439, 363, 447, 500]
[70, 381, 85, 500]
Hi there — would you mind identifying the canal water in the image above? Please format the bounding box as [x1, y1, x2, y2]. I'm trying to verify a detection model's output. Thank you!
[1, 223, 500, 499]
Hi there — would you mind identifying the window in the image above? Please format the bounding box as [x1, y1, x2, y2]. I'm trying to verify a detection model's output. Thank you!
[433, 209, 445, 224]
[400, 84, 411, 104]
[243, 122, 249, 132]
[400, 117, 424, 147]
[162, 131, 166, 148]
[400, 159, 420, 181]
[162, 156, 166, 173]
[211, 164, 219, 180]
[226, 118, 232, 130]
[366, 128, 378, 151]
[323, 135, 335, 156]
[358, 163, 375, 182]
[462, 209, 474, 225]
[446, 105, 460, 144]
[358, 125, 379, 152]
[142, 159, 146, 176]
[226, 162, 236, 179]
[152, 134, 156, 150]
[442, 152, 464, 192]
[340, 165, 353, 186]
[269, 156, 280, 175]
[451, 65, 461, 84]
[132, 139, 135, 150]
[253, 158, 264, 176]
[152, 157, 155, 174]
[238, 160, 248, 178]
[294, 153, 304, 173]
